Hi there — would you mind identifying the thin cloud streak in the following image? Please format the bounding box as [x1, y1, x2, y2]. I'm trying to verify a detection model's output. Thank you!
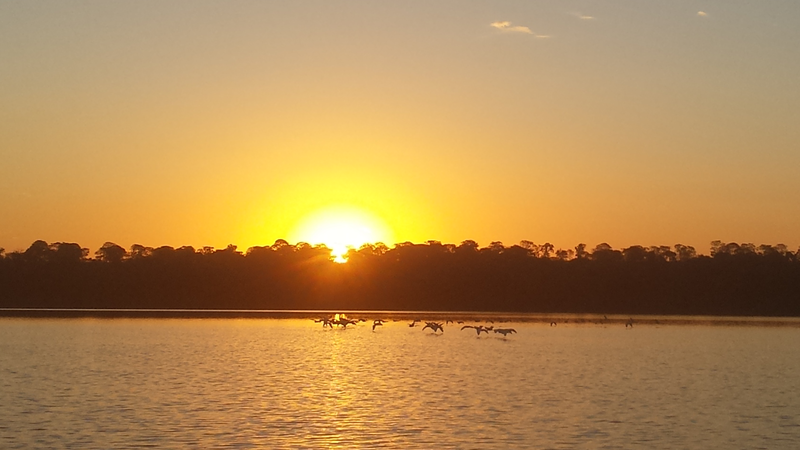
[697, 11, 708, 17]
[569, 11, 596, 20]
[490, 21, 532, 34]
[490, 21, 550, 38]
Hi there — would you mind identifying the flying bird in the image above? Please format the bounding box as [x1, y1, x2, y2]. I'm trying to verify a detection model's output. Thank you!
[494, 328, 517, 336]
[334, 317, 358, 328]
[372, 319, 385, 331]
[314, 318, 334, 328]
[461, 325, 491, 335]
[422, 322, 444, 333]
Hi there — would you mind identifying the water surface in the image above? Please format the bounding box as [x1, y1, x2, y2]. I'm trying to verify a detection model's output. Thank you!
[2, 317, 799, 449]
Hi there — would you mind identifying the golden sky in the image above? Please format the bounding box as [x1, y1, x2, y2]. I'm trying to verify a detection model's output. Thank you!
[1, 1, 799, 254]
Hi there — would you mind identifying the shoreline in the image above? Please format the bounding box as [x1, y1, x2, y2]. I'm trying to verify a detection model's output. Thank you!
[2, 308, 800, 327]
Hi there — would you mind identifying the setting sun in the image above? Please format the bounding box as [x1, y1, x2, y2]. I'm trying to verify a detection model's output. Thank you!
[288, 205, 395, 262]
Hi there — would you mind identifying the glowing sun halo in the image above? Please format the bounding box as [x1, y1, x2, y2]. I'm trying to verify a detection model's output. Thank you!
[289, 206, 394, 262]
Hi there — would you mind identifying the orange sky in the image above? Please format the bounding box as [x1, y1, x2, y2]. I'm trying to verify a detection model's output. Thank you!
[1, 1, 799, 255]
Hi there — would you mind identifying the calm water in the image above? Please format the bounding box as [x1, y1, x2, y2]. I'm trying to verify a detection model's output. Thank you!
[2, 317, 800, 449]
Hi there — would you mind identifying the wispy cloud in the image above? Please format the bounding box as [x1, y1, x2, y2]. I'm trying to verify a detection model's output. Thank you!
[490, 21, 550, 38]
[569, 11, 596, 20]
[697, 11, 708, 17]
[491, 21, 532, 34]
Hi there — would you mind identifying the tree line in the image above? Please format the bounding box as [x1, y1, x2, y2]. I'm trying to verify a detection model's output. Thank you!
[1, 239, 799, 316]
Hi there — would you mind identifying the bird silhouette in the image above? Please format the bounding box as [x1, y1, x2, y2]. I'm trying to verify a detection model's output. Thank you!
[334, 318, 358, 328]
[461, 325, 491, 335]
[314, 318, 334, 328]
[372, 319, 385, 331]
[493, 328, 517, 336]
[422, 322, 444, 333]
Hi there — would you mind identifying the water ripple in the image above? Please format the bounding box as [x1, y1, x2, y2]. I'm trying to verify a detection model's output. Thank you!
[1, 318, 800, 448]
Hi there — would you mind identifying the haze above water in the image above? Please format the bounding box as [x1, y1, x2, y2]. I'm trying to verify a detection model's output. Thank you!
[2, 317, 800, 449]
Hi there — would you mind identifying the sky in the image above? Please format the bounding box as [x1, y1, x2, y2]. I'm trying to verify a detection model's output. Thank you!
[2, 0, 799, 255]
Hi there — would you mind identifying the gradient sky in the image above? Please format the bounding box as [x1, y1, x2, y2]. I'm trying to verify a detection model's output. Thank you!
[2, 1, 799, 254]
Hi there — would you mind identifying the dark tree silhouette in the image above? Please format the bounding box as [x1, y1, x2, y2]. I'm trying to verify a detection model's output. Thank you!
[96, 242, 127, 263]
[1, 239, 798, 316]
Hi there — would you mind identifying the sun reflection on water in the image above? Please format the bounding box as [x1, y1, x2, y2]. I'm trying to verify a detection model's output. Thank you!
[2, 318, 800, 448]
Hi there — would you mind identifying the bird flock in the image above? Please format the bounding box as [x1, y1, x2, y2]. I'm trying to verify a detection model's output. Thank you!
[312, 314, 518, 337]
[312, 314, 639, 334]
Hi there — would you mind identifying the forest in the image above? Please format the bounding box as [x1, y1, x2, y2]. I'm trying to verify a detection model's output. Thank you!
[1, 239, 799, 316]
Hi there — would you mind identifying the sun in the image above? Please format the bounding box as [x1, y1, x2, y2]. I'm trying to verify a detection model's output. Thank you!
[289, 205, 395, 262]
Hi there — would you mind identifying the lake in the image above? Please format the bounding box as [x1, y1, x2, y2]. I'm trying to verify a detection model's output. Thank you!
[2, 314, 800, 449]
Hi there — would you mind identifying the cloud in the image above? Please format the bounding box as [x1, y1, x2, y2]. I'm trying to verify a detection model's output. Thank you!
[491, 21, 533, 34]
[569, 11, 596, 20]
[697, 11, 708, 17]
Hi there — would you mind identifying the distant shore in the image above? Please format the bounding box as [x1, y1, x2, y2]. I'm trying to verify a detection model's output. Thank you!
[3, 308, 800, 327]
[4, 240, 800, 317]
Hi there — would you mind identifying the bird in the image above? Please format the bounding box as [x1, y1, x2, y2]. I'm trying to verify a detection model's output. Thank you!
[461, 325, 491, 335]
[372, 319, 385, 331]
[314, 318, 334, 328]
[422, 322, 444, 333]
[493, 328, 517, 336]
[409, 320, 419, 327]
[550, 321, 557, 327]
[625, 318, 634, 328]
[334, 317, 358, 328]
